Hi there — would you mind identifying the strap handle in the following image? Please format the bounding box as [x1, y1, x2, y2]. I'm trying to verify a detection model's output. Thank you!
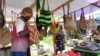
[37, 0, 40, 11]
[74, 11, 76, 22]
[42, 0, 50, 10]
[63, 5, 65, 15]
[36, 0, 41, 23]
[91, 5, 94, 19]
[3, 0, 5, 13]
[0, 0, 5, 12]
[67, 4, 70, 18]
[81, 8, 84, 16]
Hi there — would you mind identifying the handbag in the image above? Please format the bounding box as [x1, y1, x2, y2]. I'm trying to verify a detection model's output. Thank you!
[50, 14, 57, 35]
[64, 5, 77, 30]
[0, 27, 12, 47]
[38, 0, 51, 27]
[0, 10, 5, 28]
[29, 25, 40, 44]
[79, 8, 87, 30]
[88, 15, 97, 31]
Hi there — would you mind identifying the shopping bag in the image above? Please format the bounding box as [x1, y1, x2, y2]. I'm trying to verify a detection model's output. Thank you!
[79, 8, 87, 30]
[29, 25, 40, 44]
[50, 15, 57, 35]
[88, 15, 97, 31]
[0, 27, 12, 47]
[64, 5, 77, 30]
[64, 14, 77, 30]
[38, 0, 51, 27]
[0, 10, 5, 28]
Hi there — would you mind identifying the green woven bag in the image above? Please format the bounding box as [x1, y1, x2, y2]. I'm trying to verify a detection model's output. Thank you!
[38, 0, 51, 27]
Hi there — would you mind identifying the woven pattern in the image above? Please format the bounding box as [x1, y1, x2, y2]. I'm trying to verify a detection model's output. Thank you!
[0, 27, 12, 47]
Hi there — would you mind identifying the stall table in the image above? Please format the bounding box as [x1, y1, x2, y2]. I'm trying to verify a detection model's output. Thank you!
[73, 47, 100, 56]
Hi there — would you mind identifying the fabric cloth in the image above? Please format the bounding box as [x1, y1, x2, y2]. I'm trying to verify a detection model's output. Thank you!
[11, 18, 29, 52]
[68, 50, 79, 56]
[11, 52, 27, 56]
[15, 19, 25, 33]
[55, 31, 65, 51]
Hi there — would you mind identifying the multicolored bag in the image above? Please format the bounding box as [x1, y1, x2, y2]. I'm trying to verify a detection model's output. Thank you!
[50, 15, 57, 35]
[29, 25, 40, 44]
[38, 0, 51, 27]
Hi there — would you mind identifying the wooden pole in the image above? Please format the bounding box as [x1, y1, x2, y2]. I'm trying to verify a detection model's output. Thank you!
[56, 1, 100, 20]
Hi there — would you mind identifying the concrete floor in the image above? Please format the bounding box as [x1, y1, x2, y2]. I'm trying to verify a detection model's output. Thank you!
[30, 42, 73, 56]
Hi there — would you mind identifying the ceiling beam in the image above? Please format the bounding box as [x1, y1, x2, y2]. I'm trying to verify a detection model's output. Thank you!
[57, 0, 100, 20]
[91, 3, 100, 8]
[51, 0, 73, 13]
[30, 0, 36, 9]
[6, 21, 35, 24]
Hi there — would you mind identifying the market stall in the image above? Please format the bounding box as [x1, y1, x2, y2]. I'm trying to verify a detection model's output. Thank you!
[0, 0, 100, 56]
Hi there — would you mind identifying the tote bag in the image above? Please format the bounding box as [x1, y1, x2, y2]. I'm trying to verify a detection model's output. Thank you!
[79, 8, 87, 30]
[0, 10, 5, 28]
[29, 25, 40, 44]
[64, 5, 77, 30]
[38, 0, 51, 27]
[88, 15, 97, 31]
[50, 15, 57, 35]
[0, 27, 12, 47]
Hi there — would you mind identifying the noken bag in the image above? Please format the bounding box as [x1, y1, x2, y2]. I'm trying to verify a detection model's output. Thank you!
[88, 15, 97, 31]
[63, 5, 77, 30]
[79, 8, 87, 30]
[38, 0, 51, 27]
[0, 27, 12, 47]
[50, 16, 57, 34]
[29, 25, 40, 44]
[64, 17, 77, 30]
[0, 10, 5, 28]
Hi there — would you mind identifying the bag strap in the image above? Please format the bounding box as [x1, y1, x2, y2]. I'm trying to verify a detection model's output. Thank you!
[47, 0, 50, 10]
[37, 0, 40, 11]
[63, 5, 66, 24]
[74, 11, 76, 22]
[42, 0, 45, 9]
[81, 8, 84, 16]
[63, 5, 65, 15]
[36, 0, 40, 24]
[91, 6, 94, 19]
[42, 0, 50, 10]
[67, 4, 70, 18]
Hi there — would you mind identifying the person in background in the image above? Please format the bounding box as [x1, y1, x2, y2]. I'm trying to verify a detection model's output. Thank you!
[11, 7, 33, 56]
[92, 25, 100, 43]
[55, 25, 65, 55]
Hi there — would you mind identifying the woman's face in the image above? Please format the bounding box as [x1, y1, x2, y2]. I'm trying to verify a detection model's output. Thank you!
[23, 14, 32, 21]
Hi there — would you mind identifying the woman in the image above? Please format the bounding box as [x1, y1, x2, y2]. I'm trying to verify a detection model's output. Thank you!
[11, 7, 33, 56]
[55, 25, 65, 55]
[92, 25, 100, 43]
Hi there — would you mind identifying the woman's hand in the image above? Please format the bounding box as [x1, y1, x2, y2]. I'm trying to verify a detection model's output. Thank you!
[28, 25, 34, 33]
